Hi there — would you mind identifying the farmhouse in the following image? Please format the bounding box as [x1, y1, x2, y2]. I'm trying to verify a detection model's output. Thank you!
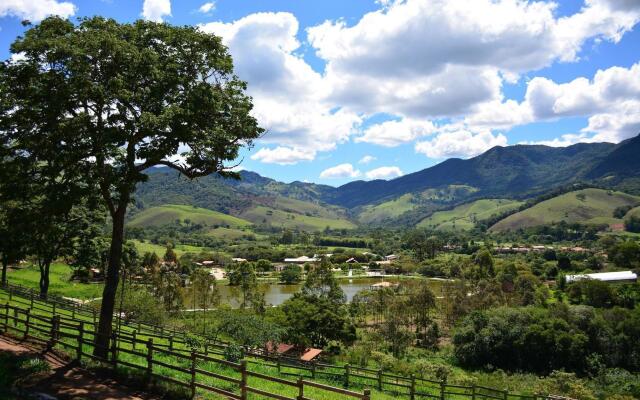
[566, 271, 638, 283]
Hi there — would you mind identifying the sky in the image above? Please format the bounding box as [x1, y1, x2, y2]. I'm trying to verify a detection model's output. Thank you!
[1, 0, 640, 186]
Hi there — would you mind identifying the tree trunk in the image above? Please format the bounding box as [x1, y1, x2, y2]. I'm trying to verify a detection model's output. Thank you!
[39, 260, 51, 299]
[1, 257, 7, 286]
[94, 207, 126, 358]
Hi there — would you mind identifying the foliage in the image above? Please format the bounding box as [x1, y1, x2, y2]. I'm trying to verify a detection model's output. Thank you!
[453, 305, 640, 374]
[279, 265, 302, 284]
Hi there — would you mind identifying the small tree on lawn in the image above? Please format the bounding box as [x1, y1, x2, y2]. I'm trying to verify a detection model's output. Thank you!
[1, 17, 262, 356]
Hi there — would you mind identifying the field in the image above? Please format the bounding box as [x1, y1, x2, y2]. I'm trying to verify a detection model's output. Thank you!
[128, 204, 252, 228]
[269, 196, 348, 220]
[417, 199, 522, 230]
[490, 188, 640, 232]
[240, 205, 357, 231]
[129, 239, 214, 256]
[357, 194, 416, 224]
[6, 263, 103, 300]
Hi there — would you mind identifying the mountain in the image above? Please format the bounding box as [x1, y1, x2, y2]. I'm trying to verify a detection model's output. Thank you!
[132, 134, 640, 229]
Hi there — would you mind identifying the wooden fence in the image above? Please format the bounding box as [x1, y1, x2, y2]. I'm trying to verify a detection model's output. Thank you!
[0, 301, 370, 400]
[0, 283, 549, 400]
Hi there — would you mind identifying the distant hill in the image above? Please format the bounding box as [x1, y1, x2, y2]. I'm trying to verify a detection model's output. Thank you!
[128, 204, 252, 228]
[131, 133, 640, 228]
[418, 199, 523, 231]
[489, 189, 640, 232]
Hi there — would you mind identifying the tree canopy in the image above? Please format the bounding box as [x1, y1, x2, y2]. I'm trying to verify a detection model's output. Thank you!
[0, 16, 263, 356]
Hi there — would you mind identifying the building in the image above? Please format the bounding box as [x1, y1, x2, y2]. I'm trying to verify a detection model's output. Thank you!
[385, 254, 398, 261]
[231, 258, 248, 263]
[284, 256, 319, 264]
[566, 271, 638, 283]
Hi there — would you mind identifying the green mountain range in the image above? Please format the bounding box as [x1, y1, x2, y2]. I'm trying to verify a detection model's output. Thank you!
[131, 134, 640, 231]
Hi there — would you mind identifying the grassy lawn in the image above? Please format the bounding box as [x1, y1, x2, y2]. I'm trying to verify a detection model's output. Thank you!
[7, 263, 103, 299]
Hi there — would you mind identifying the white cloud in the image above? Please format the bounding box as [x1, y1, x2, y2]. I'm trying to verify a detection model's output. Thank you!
[0, 0, 76, 21]
[320, 163, 361, 179]
[198, 2, 215, 14]
[200, 12, 361, 159]
[415, 129, 507, 159]
[250, 147, 315, 165]
[357, 118, 437, 147]
[365, 166, 404, 180]
[469, 62, 640, 143]
[358, 155, 376, 164]
[142, 0, 171, 22]
[308, 0, 640, 119]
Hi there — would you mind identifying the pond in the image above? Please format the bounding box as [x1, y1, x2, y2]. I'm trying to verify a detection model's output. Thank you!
[187, 276, 446, 308]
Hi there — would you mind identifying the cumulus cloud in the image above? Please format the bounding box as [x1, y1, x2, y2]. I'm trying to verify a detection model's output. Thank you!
[198, 2, 215, 14]
[415, 129, 507, 159]
[200, 12, 360, 159]
[468, 62, 640, 143]
[250, 147, 315, 165]
[365, 166, 404, 180]
[358, 155, 376, 164]
[0, 0, 76, 21]
[308, 0, 640, 119]
[142, 0, 171, 22]
[320, 163, 361, 179]
[357, 118, 437, 146]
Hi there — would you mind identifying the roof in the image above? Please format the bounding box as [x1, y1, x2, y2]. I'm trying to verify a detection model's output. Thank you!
[266, 342, 295, 354]
[566, 271, 638, 283]
[300, 348, 322, 361]
[284, 256, 319, 263]
[345, 257, 357, 263]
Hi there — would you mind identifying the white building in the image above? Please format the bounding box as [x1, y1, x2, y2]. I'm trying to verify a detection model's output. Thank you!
[284, 256, 319, 264]
[566, 271, 637, 283]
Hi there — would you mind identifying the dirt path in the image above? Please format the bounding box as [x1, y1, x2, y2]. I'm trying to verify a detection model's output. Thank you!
[0, 335, 160, 400]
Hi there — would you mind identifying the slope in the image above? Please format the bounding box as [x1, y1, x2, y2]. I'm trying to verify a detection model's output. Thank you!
[490, 189, 640, 232]
[417, 199, 523, 231]
[128, 204, 252, 228]
[239, 205, 356, 231]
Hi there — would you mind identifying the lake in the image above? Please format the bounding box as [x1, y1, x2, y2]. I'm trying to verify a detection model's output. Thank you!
[187, 276, 445, 308]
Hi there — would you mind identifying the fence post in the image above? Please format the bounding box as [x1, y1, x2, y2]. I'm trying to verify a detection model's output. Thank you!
[146, 338, 153, 386]
[77, 321, 84, 361]
[311, 361, 316, 379]
[240, 360, 247, 400]
[132, 330, 137, 350]
[345, 364, 350, 388]
[410, 374, 416, 400]
[111, 332, 118, 369]
[440, 381, 445, 400]
[13, 307, 17, 327]
[52, 302, 56, 315]
[363, 388, 371, 400]
[472, 385, 476, 400]
[169, 335, 174, 351]
[2, 303, 7, 333]
[92, 309, 96, 327]
[190, 351, 197, 399]
[50, 315, 60, 348]
[297, 376, 304, 400]
[503, 389, 508, 400]
[277, 355, 281, 373]
[377, 369, 383, 391]
[24, 308, 30, 339]
[30, 292, 34, 308]
[9, 287, 12, 301]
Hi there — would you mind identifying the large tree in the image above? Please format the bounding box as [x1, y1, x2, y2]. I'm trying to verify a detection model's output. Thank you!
[1, 17, 262, 357]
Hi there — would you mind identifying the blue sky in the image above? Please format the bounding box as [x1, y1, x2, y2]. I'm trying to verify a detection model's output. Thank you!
[1, 0, 640, 186]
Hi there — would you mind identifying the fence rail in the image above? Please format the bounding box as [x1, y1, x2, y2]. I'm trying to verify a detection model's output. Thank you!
[0, 283, 560, 400]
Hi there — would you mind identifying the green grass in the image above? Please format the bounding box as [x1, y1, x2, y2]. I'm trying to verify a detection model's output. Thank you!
[627, 205, 640, 218]
[270, 196, 347, 220]
[240, 205, 357, 231]
[417, 199, 523, 230]
[6, 263, 103, 299]
[490, 188, 640, 232]
[130, 240, 210, 256]
[128, 204, 252, 228]
[358, 194, 417, 224]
